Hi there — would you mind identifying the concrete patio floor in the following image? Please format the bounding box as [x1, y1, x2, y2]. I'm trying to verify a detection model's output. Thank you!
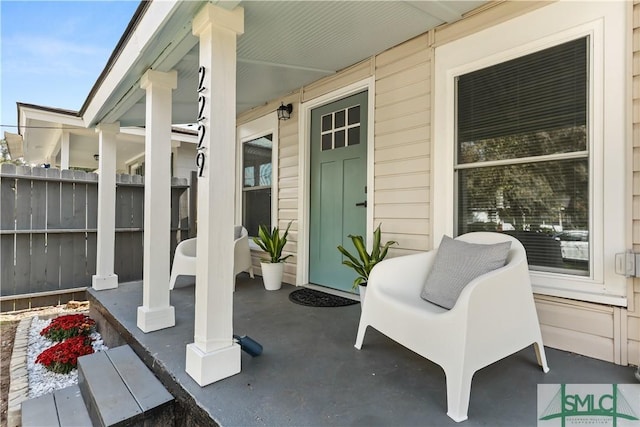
[88, 274, 637, 427]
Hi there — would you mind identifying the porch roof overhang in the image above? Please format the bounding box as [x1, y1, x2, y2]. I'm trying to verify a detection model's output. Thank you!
[79, 0, 488, 128]
[16, 102, 196, 168]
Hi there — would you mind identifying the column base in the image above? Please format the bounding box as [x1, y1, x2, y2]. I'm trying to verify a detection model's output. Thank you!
[92, 274, 118, 290]
[185, 342, 241, 386]
[136, 305, 175, 333]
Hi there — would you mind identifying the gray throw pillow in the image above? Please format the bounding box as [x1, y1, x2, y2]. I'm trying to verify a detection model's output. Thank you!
[420, 235, 512, 309]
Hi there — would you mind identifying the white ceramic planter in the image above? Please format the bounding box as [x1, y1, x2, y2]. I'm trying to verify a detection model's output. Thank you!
[260, 262, 284, 290]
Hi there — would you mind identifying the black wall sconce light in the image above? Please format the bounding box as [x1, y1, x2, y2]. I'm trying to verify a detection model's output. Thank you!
[93, 154, 99, 161]
[277, 103, 293, 121]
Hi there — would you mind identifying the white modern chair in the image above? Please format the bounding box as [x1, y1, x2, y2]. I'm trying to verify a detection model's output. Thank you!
[354, 232, 549, 422]
[168, 226, 255, 290]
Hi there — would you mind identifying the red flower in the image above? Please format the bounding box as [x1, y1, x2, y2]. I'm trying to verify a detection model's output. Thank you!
[40, 314, 96, 342]
[36, 336, 94, 374]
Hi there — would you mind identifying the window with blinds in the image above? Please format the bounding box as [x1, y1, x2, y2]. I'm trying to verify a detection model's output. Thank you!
[242, 134, 273, 237]
[455, 36, 589, 275]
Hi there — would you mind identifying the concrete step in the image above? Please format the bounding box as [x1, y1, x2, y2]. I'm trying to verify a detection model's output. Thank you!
[21, 385, 92, 427]
[78, 345, 174, 426]
[21, 345, 174, 427]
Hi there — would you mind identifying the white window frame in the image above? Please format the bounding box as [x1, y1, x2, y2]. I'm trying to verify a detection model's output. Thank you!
[433, 1, 628, 306]
[236, 113, 279, 248]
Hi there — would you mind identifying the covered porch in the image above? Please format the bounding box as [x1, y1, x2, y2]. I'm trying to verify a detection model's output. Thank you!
[88, 275, 636, 426]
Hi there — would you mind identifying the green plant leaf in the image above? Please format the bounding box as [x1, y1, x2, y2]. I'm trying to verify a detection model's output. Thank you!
[254, 221, 292, 263]
[349, 235, 370, 265]
[336, 223, 397, 289]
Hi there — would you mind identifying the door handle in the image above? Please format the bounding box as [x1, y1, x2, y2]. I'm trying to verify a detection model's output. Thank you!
[355, 201, 367, 208]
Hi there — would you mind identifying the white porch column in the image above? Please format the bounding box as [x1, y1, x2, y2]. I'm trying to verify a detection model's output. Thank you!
[92, 122, 119, 290]
[60, 131, 70, 170]
[137, 69, 177, 333]
[186, 4, 244, 386]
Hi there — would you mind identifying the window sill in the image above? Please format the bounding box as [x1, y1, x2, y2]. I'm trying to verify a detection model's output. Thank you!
[532, 284, 627, 307]
[248, 240, 262, 251]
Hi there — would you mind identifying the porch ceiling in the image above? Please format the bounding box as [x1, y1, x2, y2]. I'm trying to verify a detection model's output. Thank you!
[92, 0, 487, 127]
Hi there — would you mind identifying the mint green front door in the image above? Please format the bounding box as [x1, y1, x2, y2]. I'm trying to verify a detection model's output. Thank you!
[309, 91, 368, 293]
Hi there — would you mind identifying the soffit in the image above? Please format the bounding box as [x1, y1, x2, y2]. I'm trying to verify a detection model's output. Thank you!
[102, 0, 486, 127]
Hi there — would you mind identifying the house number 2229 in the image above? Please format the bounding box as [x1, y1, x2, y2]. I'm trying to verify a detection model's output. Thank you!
[196, 66, 206, 177]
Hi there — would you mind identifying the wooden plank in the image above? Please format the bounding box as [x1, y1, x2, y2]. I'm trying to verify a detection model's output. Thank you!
[30, 234, 48, 292]
[30, 168, 47, 229]
[45, 234, 61, 290]
[87, 232, 97, 280]
[131, 186, 144, 229]
[116, 186, 133, 229]
[60, 171, 75, 229]
[0, 235, 14, 296]
[0, 173, 16, 230]
[46, 170, 61, 229]
[59, 234, 74, 288]
[132, 232, 144, 281]
[86, 181, 98, 229]
[73, 233, 88, 286]
[29, 294, 61, 309]
[114, 233, 130, 282]
[14, 235, 30, 294]
[73, 174, 87, 229]
[15, 175, 31, 230]
[72, 177, 88, 286]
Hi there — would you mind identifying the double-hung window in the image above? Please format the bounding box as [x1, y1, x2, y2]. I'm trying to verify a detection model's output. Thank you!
[434, 1, 627, 305]
[455, 37, 589, 276]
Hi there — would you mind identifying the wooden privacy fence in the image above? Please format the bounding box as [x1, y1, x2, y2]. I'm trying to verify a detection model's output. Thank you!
[0, 164, 189, 307]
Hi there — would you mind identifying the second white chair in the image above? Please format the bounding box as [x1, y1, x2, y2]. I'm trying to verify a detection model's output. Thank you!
[169, 226, 255, 290]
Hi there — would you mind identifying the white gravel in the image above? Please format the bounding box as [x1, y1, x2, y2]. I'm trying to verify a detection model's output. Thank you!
[27, 316, 108, 398]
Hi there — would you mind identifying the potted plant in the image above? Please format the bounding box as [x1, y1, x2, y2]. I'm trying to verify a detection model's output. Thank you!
[253, 222, 293, 290]
[337, 224, 397, 304]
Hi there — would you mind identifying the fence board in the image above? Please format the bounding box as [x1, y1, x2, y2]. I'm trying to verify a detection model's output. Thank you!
[132, 232, 143, 281]
[59, 234, 74, 287]
[1, 171, 16, 230]
[115, 233, 133, 282]
[30, 234, 48, 292]
[73, 233, 87, 286]
[31, 168, 47, 229]
[87, 180, 98, 229]
[46, 170, 62, 229]
[46, 234, 61, 290]
[131, 187, 144, 228]
[116, 186, 133, 228]
[73, 176, 87, 229]
[14, 235, 30, 291]
[87, 233, 97, 282]
[0, 235, 14, 296]
[60, 171, 75, 229]
[15, 175, 31, 230]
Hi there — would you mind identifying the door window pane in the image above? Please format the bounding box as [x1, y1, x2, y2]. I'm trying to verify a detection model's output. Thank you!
[348, 106, 360, 125]
[335, 110, 345, 128]
[348, 127, 360, 146]
[319, 104, 361, 150]
[335, 130, 345, 148]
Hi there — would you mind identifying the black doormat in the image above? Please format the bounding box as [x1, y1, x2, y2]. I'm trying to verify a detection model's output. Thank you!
[289, 288, 358, 307]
